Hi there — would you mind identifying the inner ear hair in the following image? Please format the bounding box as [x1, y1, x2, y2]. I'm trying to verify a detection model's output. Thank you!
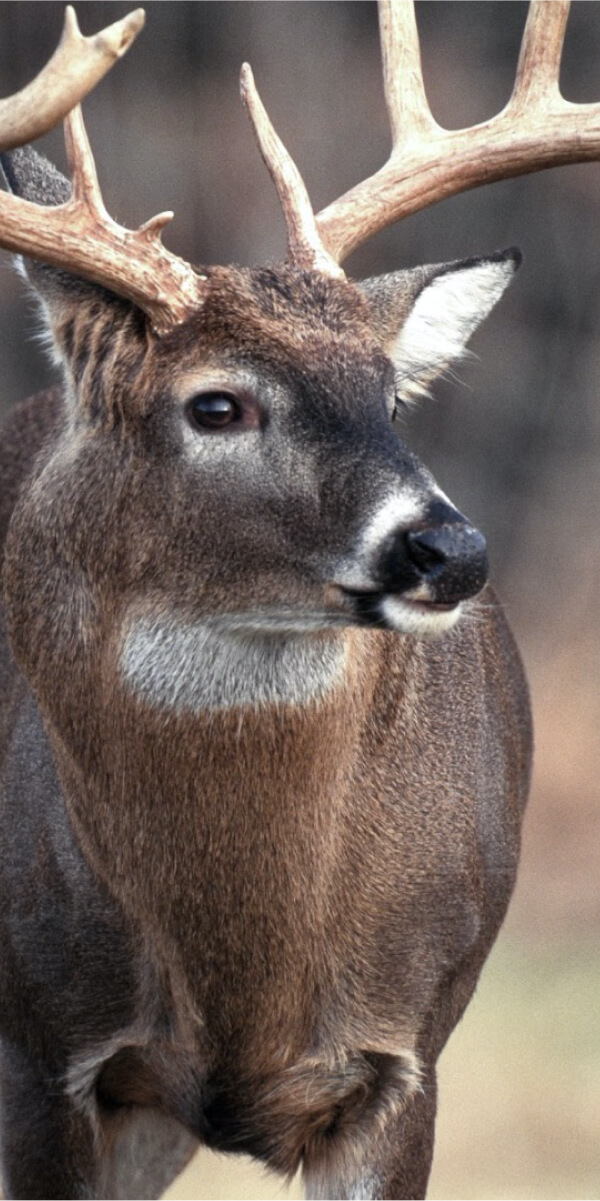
[361, 250, 521, 399]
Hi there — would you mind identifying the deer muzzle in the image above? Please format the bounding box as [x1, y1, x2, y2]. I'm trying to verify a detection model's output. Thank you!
[335, 499, 489, 635]
[398, 521, 488, 605]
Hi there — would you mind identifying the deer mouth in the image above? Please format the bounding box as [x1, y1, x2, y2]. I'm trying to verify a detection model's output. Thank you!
[344, 589, 459, 611]
[337, 587, 463, 635]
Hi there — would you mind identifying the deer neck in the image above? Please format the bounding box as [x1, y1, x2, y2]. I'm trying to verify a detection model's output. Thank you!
[46, 622, 386, 991]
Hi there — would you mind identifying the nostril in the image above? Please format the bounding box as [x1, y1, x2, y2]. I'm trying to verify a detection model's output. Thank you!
[372, 519, 488, 603]
[403, 523, 488, 601]
[405, 528, 449, 573]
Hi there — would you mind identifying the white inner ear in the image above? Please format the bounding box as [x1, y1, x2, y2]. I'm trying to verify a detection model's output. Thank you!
[390, 258, 516, 400]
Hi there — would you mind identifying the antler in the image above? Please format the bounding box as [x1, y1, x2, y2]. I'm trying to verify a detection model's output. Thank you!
[0, 7, 145, 151]
[240, 64, 344, 278]
[2, 1, 599, 332]
[0, 9, 207, 337]
[244, 0, 600, 272]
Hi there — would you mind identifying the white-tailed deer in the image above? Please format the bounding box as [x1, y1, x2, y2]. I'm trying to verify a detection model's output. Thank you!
[0, 3, 595, 1198]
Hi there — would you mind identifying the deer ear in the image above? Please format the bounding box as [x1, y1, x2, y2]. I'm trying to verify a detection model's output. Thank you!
[360, 248, 521, 402]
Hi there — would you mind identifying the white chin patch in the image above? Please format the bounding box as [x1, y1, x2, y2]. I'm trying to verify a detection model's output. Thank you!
[380, 595, 463, 638]
[120, 615, 348, 714]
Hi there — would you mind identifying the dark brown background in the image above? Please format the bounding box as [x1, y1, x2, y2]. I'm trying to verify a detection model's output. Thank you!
[0, 4, 598, 1197]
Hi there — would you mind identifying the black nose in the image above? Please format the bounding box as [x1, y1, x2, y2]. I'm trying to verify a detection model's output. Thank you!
[404, 522, 488, 603]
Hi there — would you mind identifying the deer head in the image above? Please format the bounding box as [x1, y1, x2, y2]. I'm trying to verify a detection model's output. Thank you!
[0, 0, 594, 717]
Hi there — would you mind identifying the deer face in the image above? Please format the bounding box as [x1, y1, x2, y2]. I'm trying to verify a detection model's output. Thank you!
[5, 254, 517, 694]
[134, 263, 495, 642]
[0, 125, 520, 714]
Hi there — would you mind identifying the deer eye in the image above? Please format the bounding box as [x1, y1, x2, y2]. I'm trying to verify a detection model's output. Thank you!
[188, 392, 242, 431]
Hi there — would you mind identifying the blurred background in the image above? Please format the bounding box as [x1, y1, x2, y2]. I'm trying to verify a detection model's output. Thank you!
[0, 3, 598, 1198]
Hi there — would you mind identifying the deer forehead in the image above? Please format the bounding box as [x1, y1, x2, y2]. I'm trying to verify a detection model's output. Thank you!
[167, 282, 385, 393]
[56, 300, 389, 437]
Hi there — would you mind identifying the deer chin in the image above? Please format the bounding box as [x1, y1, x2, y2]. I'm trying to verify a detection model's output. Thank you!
[379, 594, 463, 637]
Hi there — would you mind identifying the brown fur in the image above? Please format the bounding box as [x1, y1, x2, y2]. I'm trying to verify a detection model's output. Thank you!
[0, 257, 531, 1200]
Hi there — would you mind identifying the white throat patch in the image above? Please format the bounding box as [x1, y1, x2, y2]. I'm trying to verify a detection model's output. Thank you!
[120, 614, 348, 713]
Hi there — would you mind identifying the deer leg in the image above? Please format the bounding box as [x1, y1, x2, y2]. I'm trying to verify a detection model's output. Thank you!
[372, 1072, 437, 1201]
[0, 1038, 98, 1200]
[98, 1107, 199, 1201]
[302, 1064, 437, 1201]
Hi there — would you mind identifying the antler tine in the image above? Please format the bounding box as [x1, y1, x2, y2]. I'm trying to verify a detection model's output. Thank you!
[0, 6, 145, 152]
[240, 63, 344, 277]
[509, 0, 567, 111]
[315, 0, 600, 267]
[65, 104, 178, 243]
[379, 0, 439, 144]
[63, 103, 106, 214]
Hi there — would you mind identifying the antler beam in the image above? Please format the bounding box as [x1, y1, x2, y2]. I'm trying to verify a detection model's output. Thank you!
[316, 0, 600, 264]
[0, 105, 207, 337]
[0, 6, 145, 151]
[0, 8, 207, 336]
